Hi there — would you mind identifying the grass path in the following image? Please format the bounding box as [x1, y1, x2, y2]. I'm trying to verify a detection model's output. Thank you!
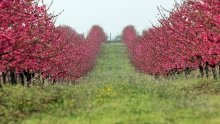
[1, 43, 220, 124]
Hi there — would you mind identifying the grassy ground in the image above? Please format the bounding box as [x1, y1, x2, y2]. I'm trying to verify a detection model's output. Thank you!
[1, 43, 220, 124]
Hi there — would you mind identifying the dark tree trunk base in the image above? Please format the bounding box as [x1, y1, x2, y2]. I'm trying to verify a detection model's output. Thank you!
[199, 65, 204, 78]
[2, 72, 6, 84]
[23, 70, 32, 86]
[205, 62, 209, 78]
[211, 65, 217, 80]
[19, 73, 25, 86]
[219, 64, 220, 76]
[10, 69, 17, 85]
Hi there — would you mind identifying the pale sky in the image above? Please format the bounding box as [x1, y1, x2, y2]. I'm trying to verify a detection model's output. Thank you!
[45, 0, 179, 38]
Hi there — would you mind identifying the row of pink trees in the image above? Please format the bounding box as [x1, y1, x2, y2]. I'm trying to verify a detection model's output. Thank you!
[0, 0, 106, 86]
[123, 0, 220, 79]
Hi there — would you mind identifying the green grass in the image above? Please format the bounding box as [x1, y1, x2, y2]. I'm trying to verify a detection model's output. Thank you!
[1, 43, 220, 124]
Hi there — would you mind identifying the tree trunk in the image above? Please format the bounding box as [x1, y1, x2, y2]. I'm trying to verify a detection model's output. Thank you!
[211, 65, 217, 80]
[0, 77, 1, 87]
[205, 62, 209, 78]
[219, 64, 220, 76]
[19, 73, 25, 86]
[23, 70, 32, 86]
[42, 78, 45, 84]
[32, 73, 35, 78]
[52, 79, 56, 85]
[2, 72, 6, 84]
[10, 69, 17, 85]
[199, 65, 204, 78]
[184, 67, 191, 79]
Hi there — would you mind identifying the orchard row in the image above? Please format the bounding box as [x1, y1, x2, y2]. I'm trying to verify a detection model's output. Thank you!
[0, 0, 106, 85]
[123, 0, 220, 78]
